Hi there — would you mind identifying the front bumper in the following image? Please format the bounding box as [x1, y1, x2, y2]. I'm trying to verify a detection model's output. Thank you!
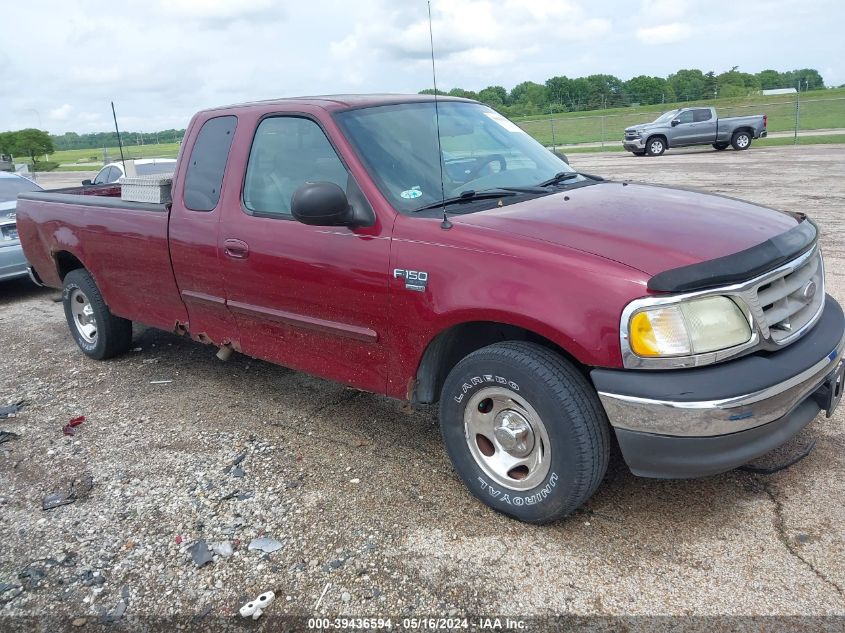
[623, 137, 645, 151]
[592, 297, 845, 478]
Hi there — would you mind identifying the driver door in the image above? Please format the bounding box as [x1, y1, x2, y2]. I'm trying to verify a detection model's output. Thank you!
[218, 114, 392, 394]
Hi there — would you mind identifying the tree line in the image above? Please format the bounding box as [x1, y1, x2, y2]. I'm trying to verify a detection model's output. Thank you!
[421, 67, 827, 118]
[50, 129, 185, 152]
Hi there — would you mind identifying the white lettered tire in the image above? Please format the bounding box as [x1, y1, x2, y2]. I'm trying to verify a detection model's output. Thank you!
[439, 342, 610, 523]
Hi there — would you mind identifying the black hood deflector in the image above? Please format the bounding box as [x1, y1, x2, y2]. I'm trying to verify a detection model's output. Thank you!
[648, 217, 817, 293]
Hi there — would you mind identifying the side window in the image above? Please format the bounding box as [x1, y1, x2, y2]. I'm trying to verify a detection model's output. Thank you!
[693, 109, 712, 122]
[677, 110, 694, 124]
[183, 115, 237, 212]
[243, 117, 348, 218]
[107, 167, 121, 183]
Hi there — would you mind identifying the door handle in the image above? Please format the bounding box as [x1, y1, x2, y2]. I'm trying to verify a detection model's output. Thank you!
[224, 238, 249, 259]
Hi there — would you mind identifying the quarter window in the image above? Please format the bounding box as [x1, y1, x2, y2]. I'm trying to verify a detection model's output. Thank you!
[183, 115, 237, 212]
[243, 117, 348, 217]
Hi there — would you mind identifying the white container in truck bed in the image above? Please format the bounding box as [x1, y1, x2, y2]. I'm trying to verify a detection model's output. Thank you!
[119, 175, 172, 204]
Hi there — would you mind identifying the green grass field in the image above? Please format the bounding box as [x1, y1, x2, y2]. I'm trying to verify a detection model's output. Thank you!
[517, 88, 845, 146]
[46, 142, 181, 166]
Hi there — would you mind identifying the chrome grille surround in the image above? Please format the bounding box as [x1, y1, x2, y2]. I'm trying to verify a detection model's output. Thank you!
[621, 246, 825, 369]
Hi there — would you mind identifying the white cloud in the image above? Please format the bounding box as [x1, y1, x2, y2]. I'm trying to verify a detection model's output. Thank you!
[49, 104, 73, 121]
[0, 0, 839, 134]
[636, 22, 693, 45]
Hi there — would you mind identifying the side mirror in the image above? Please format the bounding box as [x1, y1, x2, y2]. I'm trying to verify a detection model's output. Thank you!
[291, 181, 355, 227]
[670, 119, 680, 127]
[552, 150, 569, 164]
[81, 179, 92, 186]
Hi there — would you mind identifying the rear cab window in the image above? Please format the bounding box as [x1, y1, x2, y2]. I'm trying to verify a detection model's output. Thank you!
[183, 116, 238, 211]
[693, 109, 713, 122]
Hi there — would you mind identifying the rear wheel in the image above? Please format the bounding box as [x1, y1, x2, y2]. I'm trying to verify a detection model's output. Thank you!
[63, 269, 133, 359]
[646, 137, 666, 156]
[712, 142, 729, 151]
[731, 131, 752, 150]
[439, 342, 610, 523]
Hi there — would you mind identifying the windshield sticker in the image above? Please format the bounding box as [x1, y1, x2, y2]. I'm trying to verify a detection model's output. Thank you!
[483, 112, 525, 134]
[400, 187, 422, 199]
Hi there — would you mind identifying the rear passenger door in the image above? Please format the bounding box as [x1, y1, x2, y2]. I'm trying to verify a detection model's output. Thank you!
[218, 114, 392, 394]
[169, 115, 241, 346]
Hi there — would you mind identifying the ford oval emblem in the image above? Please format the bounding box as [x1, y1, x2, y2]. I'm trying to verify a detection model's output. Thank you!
[802, 280, 817, 300]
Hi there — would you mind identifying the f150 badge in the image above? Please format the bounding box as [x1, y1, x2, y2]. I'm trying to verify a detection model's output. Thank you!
[393, 269, 428, 292]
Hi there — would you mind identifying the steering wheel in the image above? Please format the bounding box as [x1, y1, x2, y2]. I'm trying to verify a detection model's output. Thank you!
[464, 154, 507, 181]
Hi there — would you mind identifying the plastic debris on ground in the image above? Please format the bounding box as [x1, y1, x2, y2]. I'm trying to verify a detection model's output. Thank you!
[62, 416, 86, 436]
[248, 537, 284, 554]
[0, 430, 20, 444]
[0, 401, 25, 419]
[188, 540, 214, 567]
[239, 590, 275, 620]
[42, 473, 94, 510]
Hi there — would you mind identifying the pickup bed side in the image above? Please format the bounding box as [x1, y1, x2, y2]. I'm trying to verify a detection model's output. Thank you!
[16, 193, 188, 332]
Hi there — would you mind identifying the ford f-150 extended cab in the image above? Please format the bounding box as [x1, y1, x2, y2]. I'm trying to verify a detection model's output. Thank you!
[17, 95, 844, 523]
[623, 106, 767, 156]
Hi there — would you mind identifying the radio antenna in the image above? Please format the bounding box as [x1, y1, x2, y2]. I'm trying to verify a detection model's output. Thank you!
[111, 101, 127, 174]
[427, 1, 451, 230]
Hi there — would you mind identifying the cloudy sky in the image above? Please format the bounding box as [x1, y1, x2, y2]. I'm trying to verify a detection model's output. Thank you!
[1, 0, 842, 134]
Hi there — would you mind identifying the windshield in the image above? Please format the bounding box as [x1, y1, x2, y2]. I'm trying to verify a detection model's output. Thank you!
[0, 177, 42, 203]
[652, 109, 680, 123]
[335, 102, 573, 213]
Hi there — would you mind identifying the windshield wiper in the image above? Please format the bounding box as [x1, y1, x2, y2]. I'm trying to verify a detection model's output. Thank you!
[535, 171, 605, 188]
[413, 189, 519, 213]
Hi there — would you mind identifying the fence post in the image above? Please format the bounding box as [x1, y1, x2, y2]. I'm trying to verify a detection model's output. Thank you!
[549, 105, 557, 151]
[794, 92, 800, 145]
[601, 116, 605, 149]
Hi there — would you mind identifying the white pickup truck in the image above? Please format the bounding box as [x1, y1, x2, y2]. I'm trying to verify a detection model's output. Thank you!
[623, 106, 767, 156]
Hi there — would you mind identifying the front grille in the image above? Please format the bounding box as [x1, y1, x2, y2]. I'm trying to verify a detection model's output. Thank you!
[752, 248, 824, 343]
[624, 131, 639, 140]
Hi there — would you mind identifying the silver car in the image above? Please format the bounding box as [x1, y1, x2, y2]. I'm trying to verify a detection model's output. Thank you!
[1, 172, 43, 282]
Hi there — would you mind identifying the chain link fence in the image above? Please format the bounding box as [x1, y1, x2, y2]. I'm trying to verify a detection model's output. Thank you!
[516, 96, 845, 149]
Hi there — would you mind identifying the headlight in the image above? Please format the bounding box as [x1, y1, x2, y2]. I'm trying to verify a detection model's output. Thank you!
[628, 296, 752, 357]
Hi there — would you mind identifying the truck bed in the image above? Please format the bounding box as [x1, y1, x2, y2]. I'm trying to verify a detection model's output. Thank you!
[16, 191, 188, 331]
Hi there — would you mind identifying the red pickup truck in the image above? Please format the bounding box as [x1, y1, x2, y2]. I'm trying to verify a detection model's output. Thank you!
[17, 95, 845, 523]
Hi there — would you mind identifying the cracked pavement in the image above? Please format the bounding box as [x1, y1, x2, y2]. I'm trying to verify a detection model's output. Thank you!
[0, 145, 843, 624]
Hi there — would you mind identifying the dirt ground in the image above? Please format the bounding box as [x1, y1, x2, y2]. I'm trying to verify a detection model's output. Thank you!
[2, 144, 844, 630]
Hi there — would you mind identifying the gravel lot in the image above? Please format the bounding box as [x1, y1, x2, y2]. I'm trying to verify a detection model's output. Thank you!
[2, 145, 845, 629]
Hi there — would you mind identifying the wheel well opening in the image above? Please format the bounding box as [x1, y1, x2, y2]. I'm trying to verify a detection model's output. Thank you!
[646, 134, 667, 148]
[733, 127, 753, 137]
[412, 321, 586, 405]
[55, 251, 85, 280]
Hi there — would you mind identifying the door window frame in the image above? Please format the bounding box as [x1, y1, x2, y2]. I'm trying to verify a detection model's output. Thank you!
[239, 112, 355, 222]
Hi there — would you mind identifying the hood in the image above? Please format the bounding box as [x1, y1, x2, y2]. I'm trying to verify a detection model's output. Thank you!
[454, 182, 799, 276]
[625, 121, 659, 132]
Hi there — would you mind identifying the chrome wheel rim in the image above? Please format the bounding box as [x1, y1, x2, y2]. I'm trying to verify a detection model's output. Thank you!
[464, 387, 552, 491]
[70, 288, 97, 344]
[736, 134, 749, 148]
[650, 140, 663, 154]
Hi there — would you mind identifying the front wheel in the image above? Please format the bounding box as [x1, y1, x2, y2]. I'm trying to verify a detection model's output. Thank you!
[646, 137, 666, 156]
[63, 269, 133, 359]
[731, 131, 752, 150]
[439, 342, 610, 523]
